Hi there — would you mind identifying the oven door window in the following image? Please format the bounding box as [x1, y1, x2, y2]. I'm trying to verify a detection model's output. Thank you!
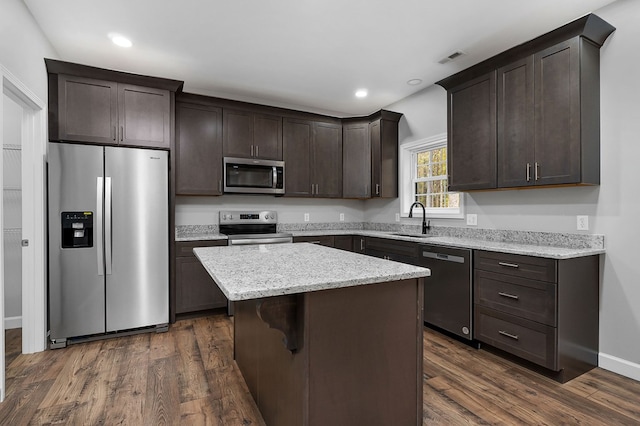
[226, 164, 273, 188]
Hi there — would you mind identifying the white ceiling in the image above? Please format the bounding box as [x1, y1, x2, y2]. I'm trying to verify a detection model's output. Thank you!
[24, 0, 618, 117]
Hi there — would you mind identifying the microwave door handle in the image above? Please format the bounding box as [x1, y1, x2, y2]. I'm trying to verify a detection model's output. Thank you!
[273, 166, 278, 189]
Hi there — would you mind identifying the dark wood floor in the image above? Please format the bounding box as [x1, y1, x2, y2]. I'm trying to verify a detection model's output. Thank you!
[1, 314, 639, 425]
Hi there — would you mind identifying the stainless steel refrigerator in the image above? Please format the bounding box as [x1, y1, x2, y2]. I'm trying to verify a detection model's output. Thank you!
[48, 143, 168, 348]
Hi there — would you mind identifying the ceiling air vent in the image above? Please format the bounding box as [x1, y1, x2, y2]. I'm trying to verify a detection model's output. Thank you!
[438, 50, 466, 64]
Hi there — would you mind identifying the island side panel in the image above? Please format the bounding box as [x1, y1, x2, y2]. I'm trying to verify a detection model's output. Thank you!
[234, 297, 307, 426]
[306, 278, 424, 426]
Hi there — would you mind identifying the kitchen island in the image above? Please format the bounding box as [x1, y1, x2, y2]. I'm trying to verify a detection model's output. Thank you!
[194, 243, 430, 426]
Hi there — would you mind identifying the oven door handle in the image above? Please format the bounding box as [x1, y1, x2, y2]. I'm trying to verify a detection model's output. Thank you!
[229, 237, 293, 246]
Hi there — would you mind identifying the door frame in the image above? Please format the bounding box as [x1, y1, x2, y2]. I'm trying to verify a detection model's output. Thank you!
[1, 64, 47, 401]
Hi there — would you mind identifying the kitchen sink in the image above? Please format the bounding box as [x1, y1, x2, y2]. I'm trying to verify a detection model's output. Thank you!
[392, 233, 433, 239]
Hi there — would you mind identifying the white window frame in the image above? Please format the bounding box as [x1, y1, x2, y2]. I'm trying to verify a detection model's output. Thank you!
[399, 134, 464, 219]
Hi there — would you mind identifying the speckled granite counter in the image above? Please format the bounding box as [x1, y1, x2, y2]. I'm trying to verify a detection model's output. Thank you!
[290, 230, 604, 259]
[179, 224, 604, 259]
[193, 242, 430, 301]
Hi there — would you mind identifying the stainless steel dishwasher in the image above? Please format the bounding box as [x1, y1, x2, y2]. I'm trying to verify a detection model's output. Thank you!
[419, 244, 473, 340]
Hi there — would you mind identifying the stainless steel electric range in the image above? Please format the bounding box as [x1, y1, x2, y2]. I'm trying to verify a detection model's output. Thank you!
[219, 210, 293, 246]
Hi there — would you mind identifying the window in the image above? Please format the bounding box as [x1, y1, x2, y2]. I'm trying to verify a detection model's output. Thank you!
[400, 134, 463, 218]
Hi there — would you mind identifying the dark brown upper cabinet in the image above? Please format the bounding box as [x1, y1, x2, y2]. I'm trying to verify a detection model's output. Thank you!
[437, 14, 615, 191]
[46, 59, 183, 149]
[447, 72, 497, 191]
[222, 109, 283, 160]
[342, 120, 371, 198]
[533, 38, 599, 186]
[175, 100, 223, 195]
[283, 118, 342, 198]
[55, 76, 171, 148]
[370, 111, 402, 198]
[342, 110, 402, 199]
[497, 57, 534, 188]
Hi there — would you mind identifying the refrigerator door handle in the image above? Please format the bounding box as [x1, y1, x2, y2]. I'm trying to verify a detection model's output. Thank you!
[105, 177, 113, 275]
[96, 177, 104, 276]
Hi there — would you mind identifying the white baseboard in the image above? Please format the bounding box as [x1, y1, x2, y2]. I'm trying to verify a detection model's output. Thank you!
[4, 316, 22, 330]
[599, 352, 640, 382]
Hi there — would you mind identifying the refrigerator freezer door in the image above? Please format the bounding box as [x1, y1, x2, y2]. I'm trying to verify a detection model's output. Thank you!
[48, 143, 106, 340]
[104, 147, 168, 331]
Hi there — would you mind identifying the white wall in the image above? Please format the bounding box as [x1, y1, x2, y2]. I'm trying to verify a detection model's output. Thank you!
[370, 0, 640, 380]
[0, 0, 57, 101]
[176, 195, 365, 225]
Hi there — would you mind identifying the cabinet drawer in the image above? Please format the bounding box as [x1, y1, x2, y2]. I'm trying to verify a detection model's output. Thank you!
[475, 306, 557, 370]
[365, 237, 418, 259]
[474, 270, 556, 326]
[474, 250, 556, 282]
[176, 240, 227, 257]
[293, 235, 334, 247]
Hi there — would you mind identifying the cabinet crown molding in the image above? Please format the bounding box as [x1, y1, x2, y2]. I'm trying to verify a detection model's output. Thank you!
[436, 13, 615, 90]
[45, 58, 184, 92]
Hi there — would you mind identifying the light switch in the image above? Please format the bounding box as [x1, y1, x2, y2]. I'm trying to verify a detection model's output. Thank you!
[466, 214, 478, 226]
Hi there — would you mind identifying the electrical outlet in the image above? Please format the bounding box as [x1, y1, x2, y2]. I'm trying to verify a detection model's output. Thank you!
[304, 213, 310, 222]
[577, 215, 589, 231]
[466, 214, 478, 226]
[395, 213, 400, 222]
[339, 213, 345, 222]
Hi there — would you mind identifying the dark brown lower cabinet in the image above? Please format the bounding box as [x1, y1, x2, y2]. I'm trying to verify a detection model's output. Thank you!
[292, 235, 334, 247]
[333, 235, 353, 251]
[473, 250, 599, 383]
[175, 240, 227, 314]
[364, 237, 420, 265]
[234, 278, 424, 426]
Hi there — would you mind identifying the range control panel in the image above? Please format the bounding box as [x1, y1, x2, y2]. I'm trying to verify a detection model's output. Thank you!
[219, 210, 277, 225]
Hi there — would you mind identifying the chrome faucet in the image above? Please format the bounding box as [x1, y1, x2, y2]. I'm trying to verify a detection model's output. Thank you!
[409, 202, 430, 234]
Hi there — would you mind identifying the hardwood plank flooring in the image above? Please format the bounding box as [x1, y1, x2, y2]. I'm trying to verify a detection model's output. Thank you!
[2, 315, 640, 425]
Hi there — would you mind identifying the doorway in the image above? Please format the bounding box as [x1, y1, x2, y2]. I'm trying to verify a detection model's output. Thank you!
[3, 92, 23, 372]
[0, 65, 47, 402]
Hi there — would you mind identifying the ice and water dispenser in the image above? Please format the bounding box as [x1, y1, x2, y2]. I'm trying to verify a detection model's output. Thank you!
[61, 212, 93, 248]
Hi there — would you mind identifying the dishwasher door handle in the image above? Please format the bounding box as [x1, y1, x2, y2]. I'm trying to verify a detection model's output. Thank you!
[422, 251, 465, 264]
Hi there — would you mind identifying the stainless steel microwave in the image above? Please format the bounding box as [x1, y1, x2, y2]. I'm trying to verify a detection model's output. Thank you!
[223, 157, 285, 195]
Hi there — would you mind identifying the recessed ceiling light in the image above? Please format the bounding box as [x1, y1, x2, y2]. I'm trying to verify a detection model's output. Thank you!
[108, 33, 132, 48]
[355, 89, 368, 98]
[407, 79, 423, 86]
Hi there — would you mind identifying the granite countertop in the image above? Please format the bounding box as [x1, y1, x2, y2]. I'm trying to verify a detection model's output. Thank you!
[193, 243, 430, 301]
[290, 230, 605, 260]
[178, 226, 604, 260]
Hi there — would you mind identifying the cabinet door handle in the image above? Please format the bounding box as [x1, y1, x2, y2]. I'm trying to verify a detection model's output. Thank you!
[311, 184, 314, 195]
[112, 126, 116, 141]
[498, 292, 519, 300]
[255, 145, 259, 157]
[251, 145, 254, 157]
[360, 239, 365, 251]
[120, 126, 124, 142]
[535, 162, 539, 181]
[498, 262, 519, 268]
[308, 241, 321, 244]
[526, 163, 531, 182]
[375, 183, 380, 195]
[498, 330, 519, 340]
